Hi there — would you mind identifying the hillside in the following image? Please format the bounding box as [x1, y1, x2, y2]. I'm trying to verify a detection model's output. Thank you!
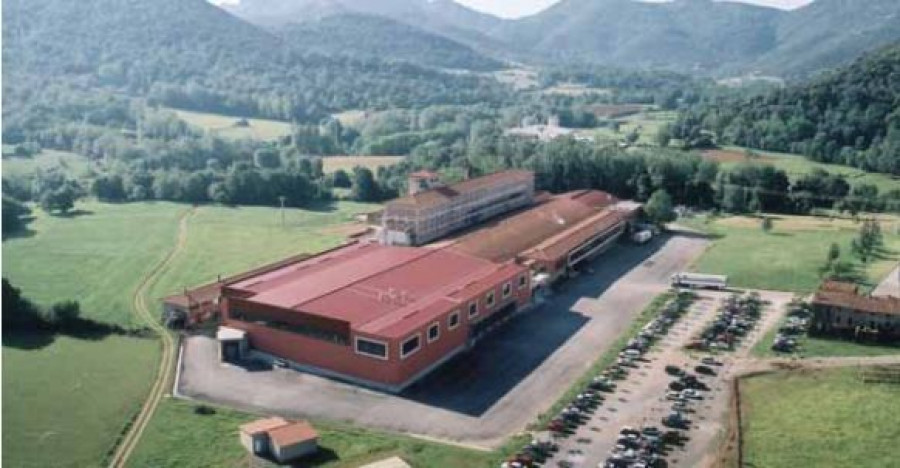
[673, 43, 900, 176]
[1, 0, 506, 136]
[276, 13, 504, 70]
[491, 0, 783, 71]
[223, 0, 508, 54]
[752, 0, 900, 76]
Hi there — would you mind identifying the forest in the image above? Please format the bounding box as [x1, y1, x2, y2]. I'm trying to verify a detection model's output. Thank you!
[672, 44, 900, 175]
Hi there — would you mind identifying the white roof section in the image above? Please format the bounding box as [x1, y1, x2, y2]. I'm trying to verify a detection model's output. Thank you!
[216, 326, 246, 341]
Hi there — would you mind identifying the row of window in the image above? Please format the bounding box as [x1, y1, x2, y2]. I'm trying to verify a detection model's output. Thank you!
[354, 274, 528, 360]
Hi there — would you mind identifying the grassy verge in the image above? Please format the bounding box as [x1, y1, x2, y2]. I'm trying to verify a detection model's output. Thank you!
[680, 213, 900, 293]
[530, 292, 677, 429]
[741, 367, 900, 468]
[128, 399, 497, 468]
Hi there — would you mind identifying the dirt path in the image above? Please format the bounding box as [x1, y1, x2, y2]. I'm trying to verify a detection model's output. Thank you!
[107, 208, 195, 468]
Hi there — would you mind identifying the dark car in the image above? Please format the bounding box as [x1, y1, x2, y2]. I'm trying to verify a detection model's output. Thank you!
[664, 365, 685, 376]
[695, 365, 716, 376]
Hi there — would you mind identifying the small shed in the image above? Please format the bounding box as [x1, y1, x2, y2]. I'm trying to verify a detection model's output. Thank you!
[239, 417, 319, 463]
[217, 326, 247, 362]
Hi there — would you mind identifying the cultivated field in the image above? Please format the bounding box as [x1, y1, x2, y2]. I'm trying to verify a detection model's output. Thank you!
[321, 155, 405, 174]
[2, 200, 377, 467]
[740, 368, 900, 468]
[129, 400, 496, 468]
[683, 214, 900, 293]
[168, 108, 293, 141]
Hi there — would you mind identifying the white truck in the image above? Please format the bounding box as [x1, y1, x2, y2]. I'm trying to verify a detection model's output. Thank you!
[671, 272, 728, 290]
[632, 230, 653, 244]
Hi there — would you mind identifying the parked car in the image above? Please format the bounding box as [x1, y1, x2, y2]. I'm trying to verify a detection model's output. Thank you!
[700, 356, 722, 366]
[664, 365, 685, 377]
[695, 365, 716, 376]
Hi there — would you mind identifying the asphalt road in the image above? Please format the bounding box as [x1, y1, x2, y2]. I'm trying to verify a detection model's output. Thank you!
[176, 234, 709, 448]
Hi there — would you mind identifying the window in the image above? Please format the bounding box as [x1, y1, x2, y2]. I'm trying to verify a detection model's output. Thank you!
[355, 337, 388, 360]
[518, 274, 527, 289]
[485, 291, 495, 309]
[502, 282, 512, 299]
[448, 310, 460, 330]
[427, 323, 440, 343]
[401, 335, 421, 359]
[468, 302, 478, 318]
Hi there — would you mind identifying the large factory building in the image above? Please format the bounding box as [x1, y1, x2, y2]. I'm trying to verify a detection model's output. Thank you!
[168, 169, 642, 392]
[219, 242, 530, 392]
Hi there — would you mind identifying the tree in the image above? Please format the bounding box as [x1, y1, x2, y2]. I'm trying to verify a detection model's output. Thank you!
[828, 242, 841, 263]
[351, 167, 380, 202]
[645, 189, 676, 226]
[39, 185, 77, 214]
[2, 278, 48, 332]
[253, 148, 281, 169]
[332, 169, 352, 188]
[761, 217, 773, 232]
[655, 124, 672, 147]
[2, 196, 32, 235]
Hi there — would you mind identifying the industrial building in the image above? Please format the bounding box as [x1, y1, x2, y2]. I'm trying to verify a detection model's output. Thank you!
[810, 281, 900, 339]
[219, 242, 530, 392]
[166, 170, 642, 392]
[445, 189, 640, 284]
[380, 170, 535, 246]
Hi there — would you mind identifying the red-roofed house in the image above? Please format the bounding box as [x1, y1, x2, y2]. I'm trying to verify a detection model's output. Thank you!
[220, 241, 530, 392]
[239, 417, 319, 463]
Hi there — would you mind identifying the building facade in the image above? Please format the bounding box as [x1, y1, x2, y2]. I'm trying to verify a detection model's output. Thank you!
[380, 170, 535, 246]
[811, 281, 900, 340]
[219, 242, 530, 392]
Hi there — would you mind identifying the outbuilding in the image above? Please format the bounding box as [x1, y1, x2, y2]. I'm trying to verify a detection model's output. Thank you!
[239, 417, 318, 463]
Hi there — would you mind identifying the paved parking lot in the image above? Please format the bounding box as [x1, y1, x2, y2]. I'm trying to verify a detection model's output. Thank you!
[175, 234, 709, 448]
[547, 289, 793, 468]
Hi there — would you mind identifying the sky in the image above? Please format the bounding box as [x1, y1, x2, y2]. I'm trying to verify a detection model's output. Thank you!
[454, 0, 815, 19]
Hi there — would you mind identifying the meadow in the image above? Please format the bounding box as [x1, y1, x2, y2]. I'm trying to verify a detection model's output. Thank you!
[2, 200, 376, 467]
[321, 155, 405, 174]
[683, 213, 900, 293]
[741, 368, 900, 468]
[129, 400, 497, 468]
[2, 149, 92, 179]
[716, 146, 900, 193]
[168, 108, 293, 141]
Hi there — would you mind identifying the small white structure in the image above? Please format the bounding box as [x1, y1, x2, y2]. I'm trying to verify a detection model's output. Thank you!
[239, 417, 319, 463]
[671, 273, 728, 290]
[360, 456, 413, 468]
[216, 326, 247, 362]
[632, 230, 653, 244]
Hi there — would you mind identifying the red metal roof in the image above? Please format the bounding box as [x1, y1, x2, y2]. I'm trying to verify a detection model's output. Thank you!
[445, 190, 622, 262]
[227, 242, 524, 337]
[813, 282, 900, 315]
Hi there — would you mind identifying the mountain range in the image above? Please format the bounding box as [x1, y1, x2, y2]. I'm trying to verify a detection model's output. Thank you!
[224, 0, 900, 77]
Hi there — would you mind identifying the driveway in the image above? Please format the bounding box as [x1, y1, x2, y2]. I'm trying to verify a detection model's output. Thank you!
[175, 234, 710, 448]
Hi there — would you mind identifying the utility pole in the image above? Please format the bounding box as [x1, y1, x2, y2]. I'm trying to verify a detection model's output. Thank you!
[278, 196, 286, 229]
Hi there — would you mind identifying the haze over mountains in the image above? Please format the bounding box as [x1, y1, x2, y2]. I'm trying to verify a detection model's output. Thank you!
[224, 0, 900, 76]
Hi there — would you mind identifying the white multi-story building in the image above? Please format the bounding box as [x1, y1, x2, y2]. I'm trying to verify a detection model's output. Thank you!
[380, 170, 535, 246]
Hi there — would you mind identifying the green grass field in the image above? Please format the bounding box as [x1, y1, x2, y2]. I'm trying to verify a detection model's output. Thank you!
[741, 368, 900, 468]
[2, 200, 377, 467]
[129, 400, 496, 468]
[321, 156, 405, 175]
[721, 146, 900, 194]
[2, 335, 160, 468]
[168, 108, 293, 141]
[684, 214, 900, 293]
[2, 149, 92, 179]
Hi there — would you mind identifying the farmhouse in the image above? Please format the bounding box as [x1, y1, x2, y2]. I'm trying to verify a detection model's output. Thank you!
[219, 241, 530, 392]
[810, 281, 900, 339]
